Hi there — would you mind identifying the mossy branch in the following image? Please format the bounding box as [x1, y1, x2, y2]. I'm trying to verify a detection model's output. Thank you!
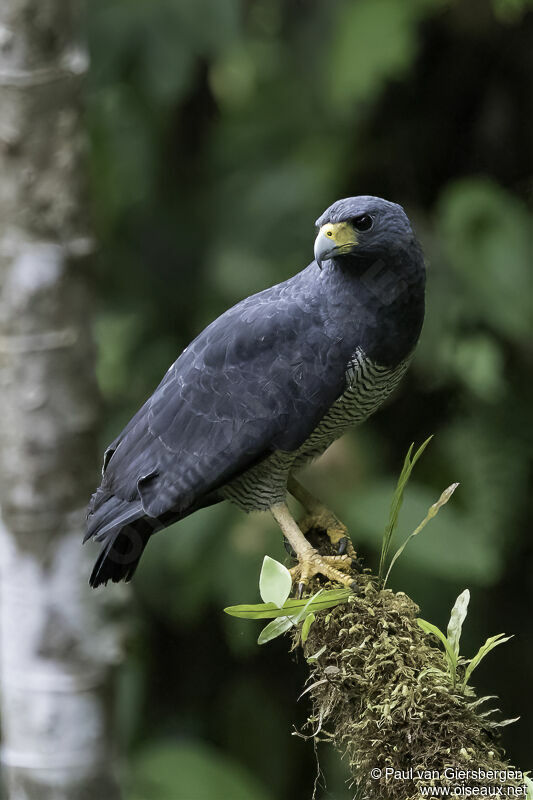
[290, 561, 528, 800]
[226, 441, 530, 799]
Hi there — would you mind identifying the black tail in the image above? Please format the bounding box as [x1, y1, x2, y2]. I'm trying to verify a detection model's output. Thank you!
[86, 490, 221, 587]
[89, 520, 152, 588]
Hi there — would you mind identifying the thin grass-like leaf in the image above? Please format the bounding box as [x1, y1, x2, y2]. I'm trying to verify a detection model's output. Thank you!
[378, 436, 433, 580]
[417, 618, 458, 685]
[301, 613, 316, 643]
[293, 589, 324, 624]
[447, 588, 470, 657]
[307, 645, 327, 663]
[383, 482, 458, 586]
[462, 633, 513, 688]
[224, 587, 351, 619]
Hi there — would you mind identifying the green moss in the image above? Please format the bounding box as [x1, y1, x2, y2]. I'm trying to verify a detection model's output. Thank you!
[293, 573, 523, 800]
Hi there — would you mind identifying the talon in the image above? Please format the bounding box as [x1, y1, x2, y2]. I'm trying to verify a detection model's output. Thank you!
[271, 503, 356, 597]
[290, 550, 354, 593]
[338, 536, 348, 555]
[299, 509, 357, 560]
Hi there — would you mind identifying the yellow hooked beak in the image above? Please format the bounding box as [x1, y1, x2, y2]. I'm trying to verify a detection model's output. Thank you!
[313, 222, 359, 267]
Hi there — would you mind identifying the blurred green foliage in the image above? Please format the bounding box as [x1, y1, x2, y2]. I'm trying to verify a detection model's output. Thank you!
[129, 740, 273, 800]
[85, 0, 532, 797]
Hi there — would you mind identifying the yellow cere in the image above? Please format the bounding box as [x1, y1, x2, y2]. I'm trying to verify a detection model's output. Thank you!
[319, 221, 358, 247]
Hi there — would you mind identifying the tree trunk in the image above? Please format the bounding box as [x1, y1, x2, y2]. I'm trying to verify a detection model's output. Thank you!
[0, 1, 123, 797]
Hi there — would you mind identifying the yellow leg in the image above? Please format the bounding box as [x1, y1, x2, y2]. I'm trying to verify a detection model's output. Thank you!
[287, 475, 357, 559]
[271, 502, 354, 597]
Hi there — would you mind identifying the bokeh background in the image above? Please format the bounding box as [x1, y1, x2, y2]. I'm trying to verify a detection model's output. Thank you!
[84, 0, 532, 797]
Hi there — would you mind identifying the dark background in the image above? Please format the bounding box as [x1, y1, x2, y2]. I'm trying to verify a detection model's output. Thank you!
[84, 1, 533, 797]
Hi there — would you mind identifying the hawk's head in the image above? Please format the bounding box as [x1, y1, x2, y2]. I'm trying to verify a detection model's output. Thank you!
[313, 196, 416, 268]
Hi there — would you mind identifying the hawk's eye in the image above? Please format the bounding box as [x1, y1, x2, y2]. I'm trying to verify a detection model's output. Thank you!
[352, 214, 373, 232]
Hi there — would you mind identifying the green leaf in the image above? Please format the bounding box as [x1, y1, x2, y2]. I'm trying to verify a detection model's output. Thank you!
[307, 645, 327, 663]
[379, 437, 432, 579]
[259, 556, 292, 608]
[301, 613, 316, 643]
[383, 482, 459, 586]
[257, 616, 294, 645]
[257, 588, 325, 646]
[462, 633, 513, 688]
[346, 478, 500, 585]
[447, 589, 470, 657]
[417, 618, 458, 685]
[524, 776, 533, 800]
[293, 588, 324, 624]
[224, 587, 351, 619]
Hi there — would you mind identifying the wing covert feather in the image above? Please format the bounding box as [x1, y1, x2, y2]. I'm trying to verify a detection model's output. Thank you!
[97, 271, 348, 518]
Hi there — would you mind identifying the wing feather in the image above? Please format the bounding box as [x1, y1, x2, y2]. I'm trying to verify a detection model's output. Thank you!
[88, 266, 351, 528]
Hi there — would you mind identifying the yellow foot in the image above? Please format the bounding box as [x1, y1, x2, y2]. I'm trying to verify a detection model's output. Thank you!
[299, 509, 357, 560]
[289, 549, 354, 598]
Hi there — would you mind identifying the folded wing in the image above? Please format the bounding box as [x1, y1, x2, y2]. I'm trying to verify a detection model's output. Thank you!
[86, 274, 349, 544]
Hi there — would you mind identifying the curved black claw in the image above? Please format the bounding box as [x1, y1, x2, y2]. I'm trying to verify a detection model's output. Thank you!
[297, 582, 306, 599]
[337, 536, 349, 555]
[283, 537, 296, 558]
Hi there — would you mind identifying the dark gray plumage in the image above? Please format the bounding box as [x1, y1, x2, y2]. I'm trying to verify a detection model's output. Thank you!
[85, 196, 425, 587]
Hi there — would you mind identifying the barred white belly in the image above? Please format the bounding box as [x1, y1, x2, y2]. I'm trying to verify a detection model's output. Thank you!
[221, 348, 411, 511]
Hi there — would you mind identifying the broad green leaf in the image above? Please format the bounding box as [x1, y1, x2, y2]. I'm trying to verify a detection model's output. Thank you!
[417, 618, 458, 684]
[224, 588, 351, 619]
[259, 556, 292, 608]
[257, 616, 294, 645]
[524, 777, 533, 800]
[379, 437, 432, 579]
[301, 613, 316, 643]
[462, 633, 513, 688]
[383, 482, 458, 586]
[256, 590, 326, 646]
[447, 589, 470, 657]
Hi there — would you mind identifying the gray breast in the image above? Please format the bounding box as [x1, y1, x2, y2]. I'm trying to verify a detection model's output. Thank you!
[221, 347, 411, 511]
